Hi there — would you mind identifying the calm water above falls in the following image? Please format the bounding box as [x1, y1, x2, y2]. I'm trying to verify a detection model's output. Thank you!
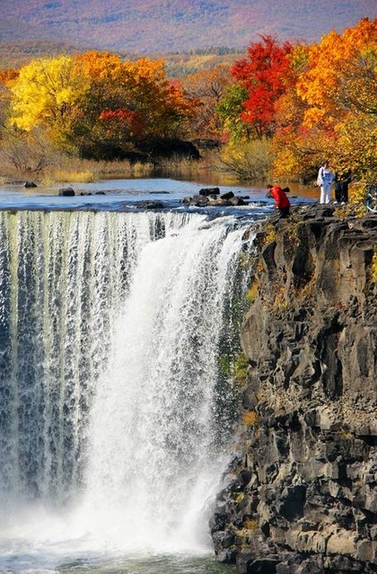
[0, 176, 316, 212]
[0, 208, 252, 574]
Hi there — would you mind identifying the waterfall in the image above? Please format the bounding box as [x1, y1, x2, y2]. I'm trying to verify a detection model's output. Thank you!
[0, 209, 255, 569]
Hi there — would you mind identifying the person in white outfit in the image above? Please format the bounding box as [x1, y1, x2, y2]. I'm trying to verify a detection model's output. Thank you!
[317, 160, 334, 204]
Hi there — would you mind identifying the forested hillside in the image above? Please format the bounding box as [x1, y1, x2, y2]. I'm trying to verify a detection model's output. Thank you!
[0, 0, 375, 55]
[0, 42, 243, 77]
[0, 41, 88, 71]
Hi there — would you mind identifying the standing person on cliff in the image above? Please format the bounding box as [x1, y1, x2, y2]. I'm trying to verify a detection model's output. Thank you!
[317, 160, 334, 204]
[266, 184, 290, 219]
[338, 168, 352, 204]
[334, 168, 352, 204]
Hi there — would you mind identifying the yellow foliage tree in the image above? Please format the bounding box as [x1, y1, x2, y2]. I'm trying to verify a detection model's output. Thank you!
[9, 55, 86, 142]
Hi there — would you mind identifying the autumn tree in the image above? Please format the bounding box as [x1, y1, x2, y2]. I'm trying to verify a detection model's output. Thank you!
[294, 18, 377, 179]
[214, 36, 294, 180]
[0, 69, 19, 137]
[230, 35, 294, 139]
[69, 53, 195, 159]
[216, 82, 250, 141]
[9, 55, 86, 149]
[271, 43, 321, 181]
[183, 65, 233, 140]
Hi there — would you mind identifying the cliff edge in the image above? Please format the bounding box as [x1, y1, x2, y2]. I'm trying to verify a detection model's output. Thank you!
[211, 205, 377, 574]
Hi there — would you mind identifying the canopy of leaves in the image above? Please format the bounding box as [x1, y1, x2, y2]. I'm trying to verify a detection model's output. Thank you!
[10, 55, 85, 133]
[275, 18, 377, 181]
[7, 51, 196, 159]
[216, 83, 250, 141]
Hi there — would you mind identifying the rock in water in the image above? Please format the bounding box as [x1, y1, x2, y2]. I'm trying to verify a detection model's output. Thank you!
[58, 186, 75, 196]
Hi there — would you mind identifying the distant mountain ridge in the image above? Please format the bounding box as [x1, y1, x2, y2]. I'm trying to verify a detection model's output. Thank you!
[0, 0, 376, 55]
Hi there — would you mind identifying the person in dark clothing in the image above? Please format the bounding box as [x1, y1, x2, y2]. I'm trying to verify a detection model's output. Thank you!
[334, 173, 343, 203]
[266, 184, 291, 219]
[334, 169, 352, 204]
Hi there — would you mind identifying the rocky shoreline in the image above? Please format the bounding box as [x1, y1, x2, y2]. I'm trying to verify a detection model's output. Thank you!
[211, 204, 377, 573]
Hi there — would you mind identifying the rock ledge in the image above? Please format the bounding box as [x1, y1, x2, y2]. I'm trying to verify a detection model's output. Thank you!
[211, 205, 377, 574]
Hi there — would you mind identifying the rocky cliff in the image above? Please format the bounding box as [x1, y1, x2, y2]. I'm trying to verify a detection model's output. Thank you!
[211, 204, 377, 574]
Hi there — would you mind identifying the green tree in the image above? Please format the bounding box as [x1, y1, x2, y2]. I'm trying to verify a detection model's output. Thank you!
[217, 82, 250, 141]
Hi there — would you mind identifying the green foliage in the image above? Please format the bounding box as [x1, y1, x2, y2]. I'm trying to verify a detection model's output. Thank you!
[218, 351, 249, 390]
[233, 352, 249, 388]
[217, 82, 249, 140]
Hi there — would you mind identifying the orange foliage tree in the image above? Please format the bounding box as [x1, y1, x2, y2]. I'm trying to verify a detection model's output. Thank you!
[67, 52, 196, 158]
[274, 18, 377, 181]
[76, 53, 195, 157]
[272, 44, 324, 181]
[0, 69, 19, 134]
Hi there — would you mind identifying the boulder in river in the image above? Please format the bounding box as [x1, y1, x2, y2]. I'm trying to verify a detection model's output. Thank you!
[58, 186, 75, 197]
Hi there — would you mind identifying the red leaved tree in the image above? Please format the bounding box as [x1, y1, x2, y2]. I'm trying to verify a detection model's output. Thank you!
[231, 35, 294, 138]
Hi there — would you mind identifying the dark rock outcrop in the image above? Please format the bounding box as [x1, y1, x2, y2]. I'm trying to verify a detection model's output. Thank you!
[211, 205, 377, 573]
[58, 186, 75, 196]
[199, 187, 220, 196]
[182, 192, 246, 207]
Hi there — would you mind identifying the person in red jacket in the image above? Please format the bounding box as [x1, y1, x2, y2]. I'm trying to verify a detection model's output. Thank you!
[266, 184, 291, 219]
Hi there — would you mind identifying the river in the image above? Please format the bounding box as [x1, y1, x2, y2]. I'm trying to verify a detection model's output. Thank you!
[0, 176, 318, 210]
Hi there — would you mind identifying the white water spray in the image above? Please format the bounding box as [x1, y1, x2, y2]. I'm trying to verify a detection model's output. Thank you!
[0, 210, 255, 571]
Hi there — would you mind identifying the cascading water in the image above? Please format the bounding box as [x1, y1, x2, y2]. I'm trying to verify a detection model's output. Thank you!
[0, 209, 255, 573]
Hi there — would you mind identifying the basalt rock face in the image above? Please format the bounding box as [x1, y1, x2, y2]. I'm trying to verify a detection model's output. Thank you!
[211, 205, 377, 574]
